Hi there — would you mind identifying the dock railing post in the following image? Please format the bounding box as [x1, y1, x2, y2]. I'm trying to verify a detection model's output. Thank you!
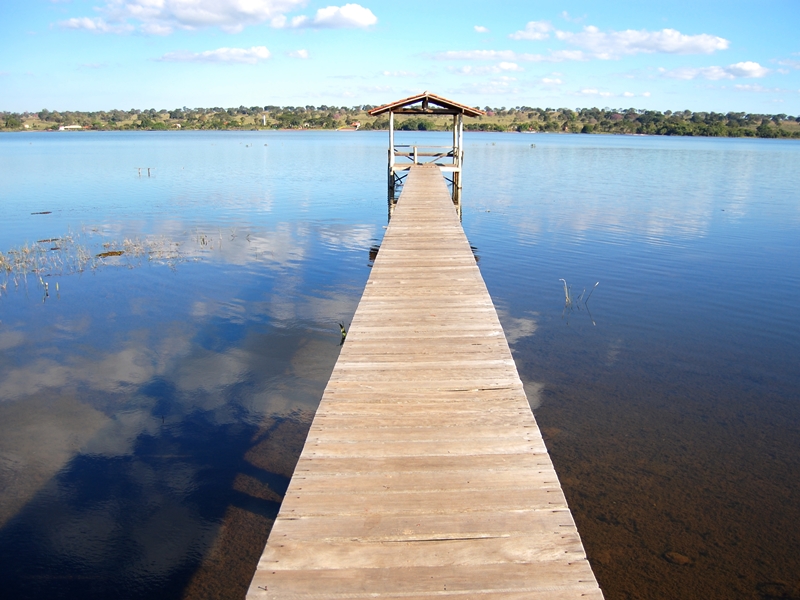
[452, 113, 463, 212]
[452, 114, 457, 156]
[388, 112, 396, 217]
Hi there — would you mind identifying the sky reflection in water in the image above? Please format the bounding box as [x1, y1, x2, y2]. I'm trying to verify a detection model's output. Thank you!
[1, 131, 799, 600]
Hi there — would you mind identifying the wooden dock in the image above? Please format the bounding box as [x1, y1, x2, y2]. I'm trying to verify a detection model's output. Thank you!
[247, 165, 603, 599]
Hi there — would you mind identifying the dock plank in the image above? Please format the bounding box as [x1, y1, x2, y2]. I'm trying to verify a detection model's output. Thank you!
[246, 165, 603, 599]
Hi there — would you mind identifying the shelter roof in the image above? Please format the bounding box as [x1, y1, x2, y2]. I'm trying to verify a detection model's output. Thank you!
[368, 91, 485, 117]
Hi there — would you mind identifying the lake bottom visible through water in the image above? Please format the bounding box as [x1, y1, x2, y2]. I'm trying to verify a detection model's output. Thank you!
[532, 346, 800, 600]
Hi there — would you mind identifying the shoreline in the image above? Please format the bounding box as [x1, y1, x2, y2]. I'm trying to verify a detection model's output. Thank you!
[2, 127, 799, 140]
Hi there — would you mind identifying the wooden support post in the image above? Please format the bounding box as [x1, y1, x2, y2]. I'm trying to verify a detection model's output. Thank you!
[457, 114, 464, 166]
[388, 112, 396, 216]
[451, 114, 464, 210]
[452, 115, 457, 158]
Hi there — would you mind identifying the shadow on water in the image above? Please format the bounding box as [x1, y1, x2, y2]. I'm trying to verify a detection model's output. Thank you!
[0, 405, 313, 600]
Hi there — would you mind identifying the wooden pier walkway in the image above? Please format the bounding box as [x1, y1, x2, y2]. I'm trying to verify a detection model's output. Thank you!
[247, 165, 603, 599]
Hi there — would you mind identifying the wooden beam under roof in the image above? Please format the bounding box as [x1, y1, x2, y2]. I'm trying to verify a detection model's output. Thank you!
[369, 91, 485, 118]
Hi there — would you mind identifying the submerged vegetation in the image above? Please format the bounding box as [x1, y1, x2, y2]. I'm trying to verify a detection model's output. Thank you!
[0, 226, 241, 299]
[2, 105, 799, 138]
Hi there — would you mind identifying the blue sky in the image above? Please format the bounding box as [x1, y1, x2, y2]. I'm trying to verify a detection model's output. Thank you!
[1, 0, 798, 113]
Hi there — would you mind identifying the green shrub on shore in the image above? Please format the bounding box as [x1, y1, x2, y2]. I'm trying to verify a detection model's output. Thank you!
[2, 105, 799, 138]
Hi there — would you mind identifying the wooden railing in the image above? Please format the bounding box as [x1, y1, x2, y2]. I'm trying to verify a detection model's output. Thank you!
[391, 145, 459, 165]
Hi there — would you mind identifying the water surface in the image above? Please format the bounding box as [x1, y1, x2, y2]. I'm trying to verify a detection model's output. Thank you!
[1, 131, 799, 600]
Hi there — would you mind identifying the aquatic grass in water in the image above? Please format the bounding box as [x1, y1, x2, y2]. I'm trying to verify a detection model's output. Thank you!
[0, 225, 282, 299]
[0, 231, 93, 294]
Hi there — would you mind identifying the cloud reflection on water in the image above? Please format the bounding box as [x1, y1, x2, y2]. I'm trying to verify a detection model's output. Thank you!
[467, 138, 800, 248]
[0, 173, 372, 598]
[0, 293, 350, 597]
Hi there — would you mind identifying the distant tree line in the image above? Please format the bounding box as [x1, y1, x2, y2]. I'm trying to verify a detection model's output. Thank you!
[467, 106, 799, 138]
[2, 105, 799, 138]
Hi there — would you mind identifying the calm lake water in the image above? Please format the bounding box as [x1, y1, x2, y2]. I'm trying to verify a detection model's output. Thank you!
[1, 130, 799, 600]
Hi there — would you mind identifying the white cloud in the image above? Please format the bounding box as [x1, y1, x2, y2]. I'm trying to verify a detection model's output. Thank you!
[555, 26, 729, 59]
[382, 70, 416, 77]
[141, 22, 173, 35]
[435, 48, 584, 63]
[450, 61, 523, 75]
[474, 25, 488, 33]
[438, 50, 531, 61]
[456, 76, 521, 96]
[58, 16, 133, 33]
[292, 4, 377, 29]
[287, 49, 309, 58]
[776, 58, 800, 69]
[541, 77, 562, 84]
[158, 46, 271, 64]
[580, 88, 613, 97]
[661, 61, 770, 80]
[549, 49, 586, 61]
[662, 66, 727, 80]
[509, 20, 552, 41]
[734, 84, 784, 93]
[726, 61, 770, 77]
[61, 0, 307, 34]
[497, 61, 522, 72]
[560, 11, 584, 23]
[577, 88, 650, 98]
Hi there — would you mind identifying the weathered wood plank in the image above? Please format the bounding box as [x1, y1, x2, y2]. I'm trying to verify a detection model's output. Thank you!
[268, 509, 579, 541]
[250, 562, 600, 599]
[246, 165, 603, 599]
[288, 468, 564, 495]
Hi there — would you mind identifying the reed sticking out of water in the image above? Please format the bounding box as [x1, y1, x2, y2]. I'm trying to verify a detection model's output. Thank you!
[560, 279, 599, 325]
[559, 278, 572, 308]
[585, 281, 599, 303]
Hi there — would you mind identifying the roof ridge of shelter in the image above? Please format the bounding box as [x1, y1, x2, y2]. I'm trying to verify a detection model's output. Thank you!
[368, 92, 485, 118]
